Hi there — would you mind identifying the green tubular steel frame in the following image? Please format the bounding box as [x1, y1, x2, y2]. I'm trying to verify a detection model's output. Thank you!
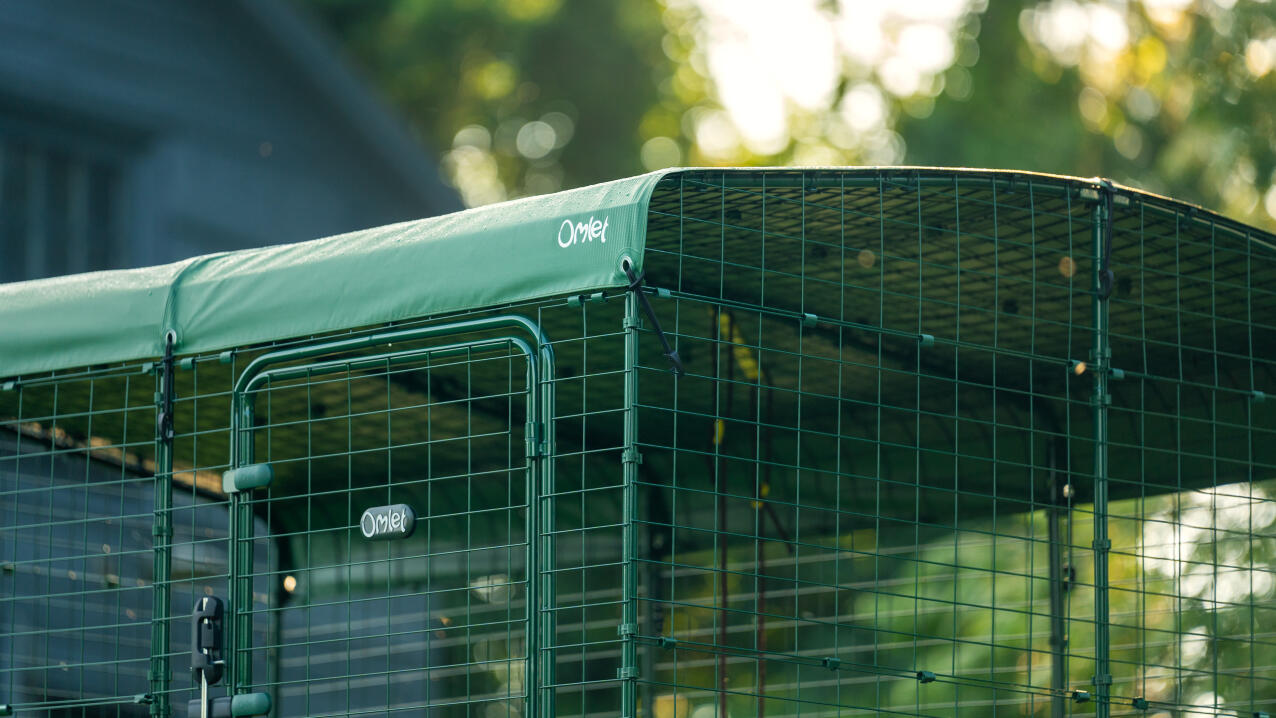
[1090, 199, 1112, 718]
[3, 168, 1275, 718]
[150, 333, 176, 718]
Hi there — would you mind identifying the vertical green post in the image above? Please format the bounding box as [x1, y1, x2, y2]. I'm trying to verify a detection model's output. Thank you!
[234, 491, 255, 692]
[149, 334, 176, 717]
[1046, 442, 1068, 718]
[535, 327, 558, 718]
[621, 290, 641, 718]
[526, 355, 540, 718]
[1090, 196, 1112, 717]
[524, 352, 544, 718]
[228, 397, 256, 694]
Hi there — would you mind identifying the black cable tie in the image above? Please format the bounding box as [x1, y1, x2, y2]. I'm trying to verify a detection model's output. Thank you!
[623, 263, 685, 377]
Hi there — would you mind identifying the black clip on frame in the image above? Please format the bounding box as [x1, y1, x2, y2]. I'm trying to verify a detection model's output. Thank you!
[622, 260, 685, 377]
[192, 596, 224, 718]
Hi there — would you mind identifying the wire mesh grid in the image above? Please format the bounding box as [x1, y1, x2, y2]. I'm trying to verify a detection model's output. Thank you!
[1, 366, 158, 718]
[629, 170, 1276, 718]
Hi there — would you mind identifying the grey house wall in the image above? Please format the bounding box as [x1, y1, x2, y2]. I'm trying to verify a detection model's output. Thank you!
[0, 0, 457, 282]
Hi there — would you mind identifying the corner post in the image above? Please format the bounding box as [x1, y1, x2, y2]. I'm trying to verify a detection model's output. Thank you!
[621, 285, 642, 718]
[149, 331, 177, 718]
[1090, 190, 1113, 718]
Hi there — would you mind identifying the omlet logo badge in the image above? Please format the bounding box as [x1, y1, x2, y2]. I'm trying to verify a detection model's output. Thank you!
[359, 504, 415, 541]
[558, 216, 610, 248]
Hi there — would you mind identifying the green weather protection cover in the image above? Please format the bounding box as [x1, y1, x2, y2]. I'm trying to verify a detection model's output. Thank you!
[0, 171, 670, 377]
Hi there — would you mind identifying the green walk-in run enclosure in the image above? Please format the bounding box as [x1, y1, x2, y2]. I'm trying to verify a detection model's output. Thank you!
[2, 168, 1274, 718]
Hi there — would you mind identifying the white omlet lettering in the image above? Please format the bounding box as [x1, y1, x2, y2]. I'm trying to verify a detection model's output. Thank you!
[359, 504, 416, 540]
[557, 215, 610, 248]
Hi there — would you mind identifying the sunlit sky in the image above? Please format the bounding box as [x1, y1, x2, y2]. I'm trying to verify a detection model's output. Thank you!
[681, 0, 1182, 160]
[687, 0, 974, 157]
[444, 0, 1276, 224]
[669, 0, 1276, 223]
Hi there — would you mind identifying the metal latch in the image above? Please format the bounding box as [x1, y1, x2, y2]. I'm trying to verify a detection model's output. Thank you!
[192, 597, 225, 718]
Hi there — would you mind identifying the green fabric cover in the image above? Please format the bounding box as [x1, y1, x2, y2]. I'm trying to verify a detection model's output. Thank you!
[0, 170, 672, 376]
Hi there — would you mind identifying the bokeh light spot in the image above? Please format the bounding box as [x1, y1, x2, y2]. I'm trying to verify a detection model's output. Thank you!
[516, 121, 557, 159]
[641, 137, 682, 170]
[1058, 256, 1077, 278]
[502, 0, 561, 22]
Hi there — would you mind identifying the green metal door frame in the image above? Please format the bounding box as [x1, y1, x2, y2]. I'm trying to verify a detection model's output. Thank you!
[225, 315, 556, 718]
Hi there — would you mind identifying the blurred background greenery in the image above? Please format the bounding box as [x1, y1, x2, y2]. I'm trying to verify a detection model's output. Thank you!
[309, 0, 1276, 230]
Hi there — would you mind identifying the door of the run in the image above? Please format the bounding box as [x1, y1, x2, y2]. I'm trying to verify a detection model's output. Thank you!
[228, 333, 541, 718]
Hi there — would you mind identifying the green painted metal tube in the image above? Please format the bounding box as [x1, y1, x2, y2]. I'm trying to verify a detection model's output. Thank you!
[621, 292, 641, 718]
[231, 315, 554, 398]
[536, 349, 557, 718]
[239, 335, 532, 392]
[1090, 199, 1112, 718]
[149, 341, 175, 718]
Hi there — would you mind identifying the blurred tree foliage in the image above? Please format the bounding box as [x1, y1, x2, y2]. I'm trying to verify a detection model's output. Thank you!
[902, 0, 1276, 230]
[307, 0, 675, 206]
[308, 0, 1276, 231]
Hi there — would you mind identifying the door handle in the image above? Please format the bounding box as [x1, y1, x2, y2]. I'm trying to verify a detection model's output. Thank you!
[192, 596, 225, 718]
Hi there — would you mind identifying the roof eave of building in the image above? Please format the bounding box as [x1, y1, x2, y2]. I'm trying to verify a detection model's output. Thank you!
[233, 0, 461, 215]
